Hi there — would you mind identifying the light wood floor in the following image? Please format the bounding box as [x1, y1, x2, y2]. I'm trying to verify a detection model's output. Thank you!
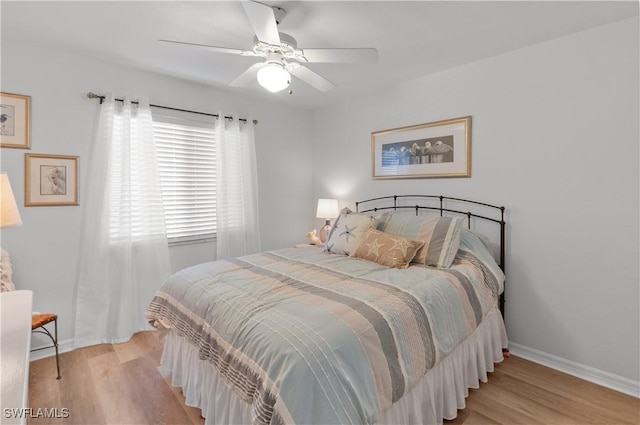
[28, 331, 639, 425]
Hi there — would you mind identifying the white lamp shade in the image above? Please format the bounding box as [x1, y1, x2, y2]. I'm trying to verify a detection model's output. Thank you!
[316, 198, 339, 220]
[257, 63, 291, 93]
[0, 173, 22, 228]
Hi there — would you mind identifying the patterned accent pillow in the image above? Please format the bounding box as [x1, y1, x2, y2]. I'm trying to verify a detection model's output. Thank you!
[380, 213, 463, 268]
[325, 212, 376, 255]
[352, 228, 425, 269]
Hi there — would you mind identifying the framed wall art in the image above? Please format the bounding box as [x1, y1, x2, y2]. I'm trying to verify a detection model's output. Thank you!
[371, 116, 471, 179]
[0, 92, 31, 149]
[25, 154, 79, 206]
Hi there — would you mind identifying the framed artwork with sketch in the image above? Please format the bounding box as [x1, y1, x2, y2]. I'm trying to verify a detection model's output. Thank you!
[371, 116, 471, 179]
[0, 92, 31, 149]
[25, 154, 79, 206]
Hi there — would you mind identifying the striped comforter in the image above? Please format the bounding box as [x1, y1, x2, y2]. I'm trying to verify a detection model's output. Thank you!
[146, 232, 504, 425]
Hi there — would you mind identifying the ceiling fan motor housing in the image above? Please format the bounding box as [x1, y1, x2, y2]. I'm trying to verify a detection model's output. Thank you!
[252, 32, 297, 58]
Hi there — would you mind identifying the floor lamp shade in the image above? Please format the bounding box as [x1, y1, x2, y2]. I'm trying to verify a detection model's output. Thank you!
[0, 173, 22, 228]
[316, 199, 339, 243]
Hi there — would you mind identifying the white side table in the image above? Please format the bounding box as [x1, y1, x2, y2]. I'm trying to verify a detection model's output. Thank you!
[1, 290, 33, 425]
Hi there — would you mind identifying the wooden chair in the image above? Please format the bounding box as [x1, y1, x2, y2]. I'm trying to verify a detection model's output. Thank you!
[31, 313, 61, 379]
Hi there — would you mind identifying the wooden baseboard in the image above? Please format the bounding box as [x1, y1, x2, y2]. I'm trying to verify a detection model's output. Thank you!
[509, 342, 639, 398]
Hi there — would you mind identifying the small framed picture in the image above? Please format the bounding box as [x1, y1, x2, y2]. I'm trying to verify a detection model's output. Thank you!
[371, 116, 472, 179]
[25, 154, 79, 207]
[0, 92, 31, 149]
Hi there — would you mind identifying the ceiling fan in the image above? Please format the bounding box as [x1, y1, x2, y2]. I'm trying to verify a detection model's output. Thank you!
[160, 0, 378, 93]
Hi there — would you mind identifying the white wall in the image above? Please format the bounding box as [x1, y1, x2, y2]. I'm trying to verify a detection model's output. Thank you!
[311, 17, 639, 392]
[0, 41, 314, 350]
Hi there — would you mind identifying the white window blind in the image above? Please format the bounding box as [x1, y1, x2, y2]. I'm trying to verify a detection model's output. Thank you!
[154, 118, 217, 243]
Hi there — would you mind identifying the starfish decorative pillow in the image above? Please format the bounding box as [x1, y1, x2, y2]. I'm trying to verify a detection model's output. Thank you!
[325, 213, 376, 255]
[352, 228, 425, 269]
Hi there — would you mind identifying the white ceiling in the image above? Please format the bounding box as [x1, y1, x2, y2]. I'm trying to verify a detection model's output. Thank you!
[2, 1, 638, 110]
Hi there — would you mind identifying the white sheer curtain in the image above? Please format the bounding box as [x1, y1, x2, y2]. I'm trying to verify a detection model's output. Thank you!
[215, 115, 261, 260]
[73, 95, 171, 348]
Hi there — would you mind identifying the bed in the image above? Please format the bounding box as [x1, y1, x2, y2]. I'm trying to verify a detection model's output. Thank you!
[146, 195, 508, 425]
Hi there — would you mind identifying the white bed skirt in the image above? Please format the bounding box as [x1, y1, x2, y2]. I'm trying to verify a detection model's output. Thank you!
[159, 307, 508, 425]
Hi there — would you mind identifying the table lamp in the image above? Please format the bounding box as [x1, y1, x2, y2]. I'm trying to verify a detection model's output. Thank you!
[316, 198, 339, 243]
[1, 173, 23, 292]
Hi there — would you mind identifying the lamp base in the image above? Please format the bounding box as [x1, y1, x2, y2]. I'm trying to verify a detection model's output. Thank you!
[0, 247, 15, 292]
[318, 220, 332, 243]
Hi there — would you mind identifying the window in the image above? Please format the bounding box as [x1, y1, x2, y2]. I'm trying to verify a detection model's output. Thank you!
[153, 117, 217, 244]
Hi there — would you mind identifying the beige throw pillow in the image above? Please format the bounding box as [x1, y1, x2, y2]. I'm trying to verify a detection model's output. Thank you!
[352, 228, 425, 269]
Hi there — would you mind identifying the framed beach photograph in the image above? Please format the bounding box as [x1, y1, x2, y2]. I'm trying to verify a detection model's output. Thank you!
[0, 92, 31, 149]
[371, 116, 471, 179]
[25, 154, 79, 206]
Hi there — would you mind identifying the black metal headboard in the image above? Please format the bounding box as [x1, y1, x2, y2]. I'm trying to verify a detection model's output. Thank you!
[355, 195, 507, 314]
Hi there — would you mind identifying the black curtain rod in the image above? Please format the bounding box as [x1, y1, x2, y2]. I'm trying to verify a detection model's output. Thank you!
[86, 92, 257, 125]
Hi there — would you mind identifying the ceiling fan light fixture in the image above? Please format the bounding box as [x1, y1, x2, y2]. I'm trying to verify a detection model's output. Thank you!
[161, 1, 376, 93]
[257, 62, 291, 93]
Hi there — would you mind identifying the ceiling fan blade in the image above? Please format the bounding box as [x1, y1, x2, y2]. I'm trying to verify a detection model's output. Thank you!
[159, 39, 252, 56]
[290, 65, 335, 92]
[229, 62, 265, 87]
[241, 1, 281, 46]
[299, 48, 378, 63]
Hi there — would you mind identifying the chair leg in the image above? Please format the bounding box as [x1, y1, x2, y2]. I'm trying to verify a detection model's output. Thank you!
[34, 320, 61, 379]
[53, 318, 61, 379]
